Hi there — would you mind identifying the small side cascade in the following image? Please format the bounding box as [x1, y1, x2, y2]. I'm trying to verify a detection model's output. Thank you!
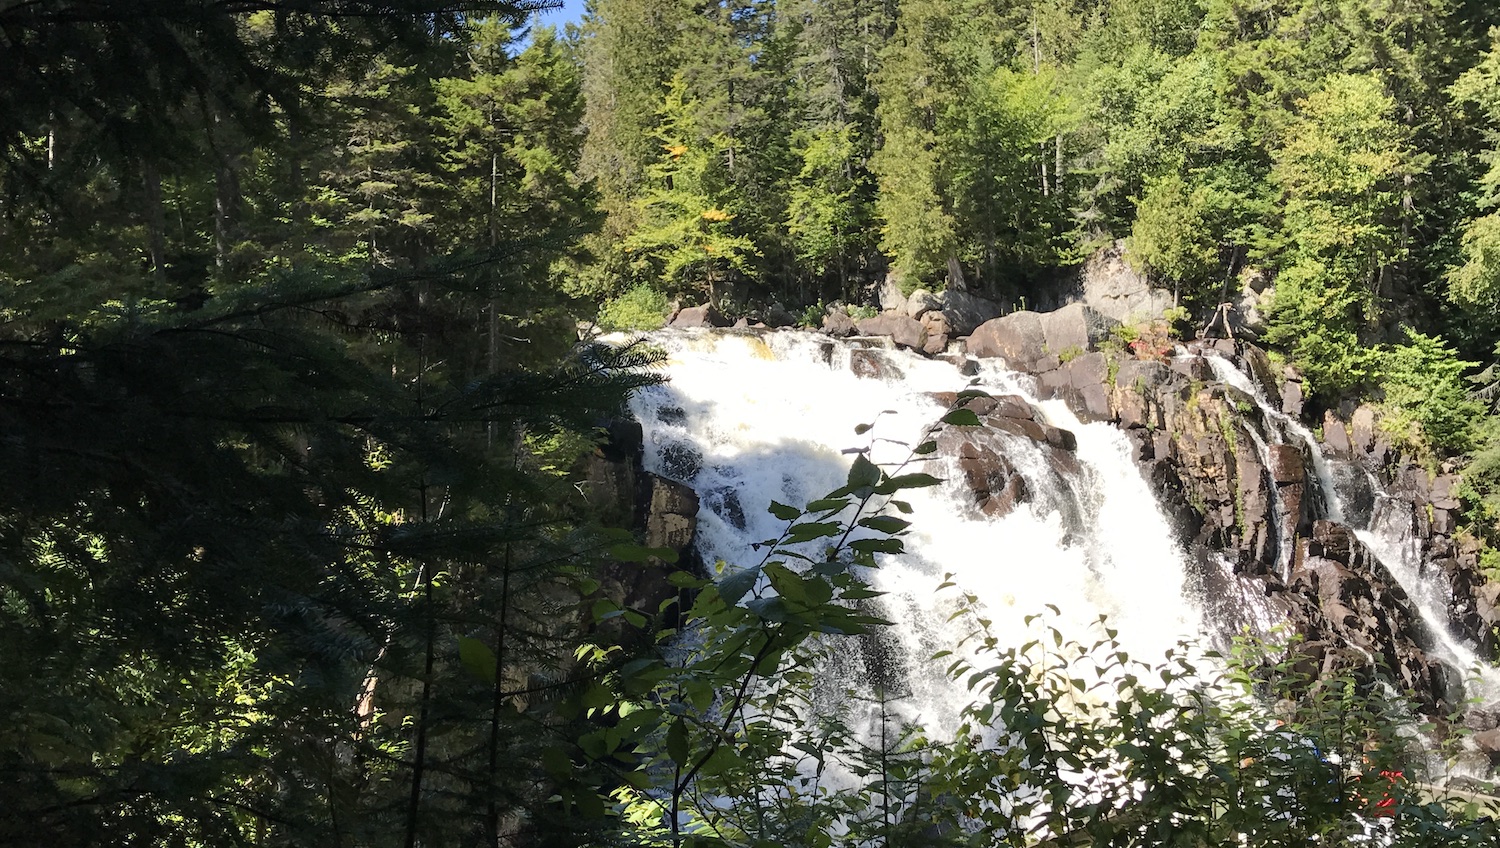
[1206, 350, 1500, 706]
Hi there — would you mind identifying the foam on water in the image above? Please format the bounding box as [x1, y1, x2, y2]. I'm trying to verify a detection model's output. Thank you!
[626, 329, 1203, 736]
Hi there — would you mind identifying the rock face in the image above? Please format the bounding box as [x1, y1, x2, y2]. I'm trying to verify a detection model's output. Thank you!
[1078, 241, 1176, 322]
[581, 421, 701, 631]
[959, 325, 1494, 716]
[968, 306, 1120, 373]
[927, 392, 1081, 520]
[939, 289, 1005, 335]
[822, 308, 856, 337]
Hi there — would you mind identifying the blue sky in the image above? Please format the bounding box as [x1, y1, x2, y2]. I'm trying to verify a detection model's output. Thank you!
[536, 0, 587, 26]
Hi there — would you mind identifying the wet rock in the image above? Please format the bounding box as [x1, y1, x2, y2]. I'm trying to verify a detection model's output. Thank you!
[1169, 355, 1213, 382]
[992, 394, 1034, 420]
[1472, 729, 1500, 764]
[936, 411, 1082, 520]
[704, 486, 746, 530]
[989, 415, 1050, 442]
[659, 442, 703, 482]
[1240, 344, 1279, 400]
[1268, 444, 1305, 485]
[850, 348, 902, 380]
[1046, 427, 1078, 452]
[936, 354, 980, 375]
[856, 314, 928, 351]
[1464, 708, 1500, 733]
[981, 475, 1028, 518]
[1280, 379, 1304, 417]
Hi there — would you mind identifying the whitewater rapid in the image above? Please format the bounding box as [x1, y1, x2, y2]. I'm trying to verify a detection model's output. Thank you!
[624, 329, 1202, 736]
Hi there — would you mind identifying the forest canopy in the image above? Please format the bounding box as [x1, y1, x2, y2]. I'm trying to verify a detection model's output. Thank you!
[6, 0, 1500, 845]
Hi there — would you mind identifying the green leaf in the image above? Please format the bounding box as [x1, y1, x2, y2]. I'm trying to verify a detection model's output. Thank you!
[854, 422, 873, 435]
[850, 538, 904, 554]
[699, 745, 743, 777]
[806, 497, 851, 513]
[941, 408, 982, 426]
[542, 745, 572, 780]
[768, 501, 802, 520]
[668, 571, 706, 588]
[859, 516, 911, 534]
[957, 389, 992, 400]
[457, 636, 497, 683]
[592, 598, 622, 622]
[846, 454, 881, 489]
[874, 473, 942, 494]
[717, 566, 761, 605]
[666, 719, 689, 764]
[785, 521, 842, 543]
[576, 788, 606, 819]
[914, 440, 938, 455]
[577, 577, 600, 595]
[765, 563, 807, 602]
[610, 542, 680, 564]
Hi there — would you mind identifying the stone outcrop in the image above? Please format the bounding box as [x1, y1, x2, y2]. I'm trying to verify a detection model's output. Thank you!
[669, 303, 728, 328]
[822, 308, 856, 337]
[967, 311, 1047, 370]
[938, 289, 1005, 335]
[856, 314, 928, 351]
[957, 327, 1495, 716]
[581, 420, 701, 631]
[1077, 241, 1176, 322]
[927, 392, 1080, 520]
[967, 306, 1120, 374]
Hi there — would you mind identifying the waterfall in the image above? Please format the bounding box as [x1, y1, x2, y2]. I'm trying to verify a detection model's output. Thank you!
[625, 329, 1204, 737]
[1204, 351, 1500, 704]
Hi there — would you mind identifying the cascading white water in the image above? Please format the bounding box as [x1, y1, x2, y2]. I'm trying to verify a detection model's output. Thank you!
[1204, 354, 1343, 524]
[1205, 352, 1500, 704]
[625, 329, 1203, 737]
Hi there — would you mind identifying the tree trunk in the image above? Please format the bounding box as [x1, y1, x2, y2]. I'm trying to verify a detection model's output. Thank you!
[141, 160, 168, 282]
[214, 157, 241, 270]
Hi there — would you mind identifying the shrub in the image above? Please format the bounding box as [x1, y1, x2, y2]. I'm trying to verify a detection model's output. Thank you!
[598, 283, 671, 331]
[1377, 329, 1482, 457]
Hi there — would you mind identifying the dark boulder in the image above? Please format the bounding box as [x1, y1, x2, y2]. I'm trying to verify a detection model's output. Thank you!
[856, 314, 928, 351]
[670, 303, 728, 328]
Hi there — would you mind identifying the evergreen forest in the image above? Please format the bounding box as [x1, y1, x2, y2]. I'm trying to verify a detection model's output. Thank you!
[7, 0, 1500, 845]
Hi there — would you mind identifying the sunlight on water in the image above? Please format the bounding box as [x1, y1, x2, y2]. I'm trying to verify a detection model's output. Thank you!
[625, 329, 1204, 738]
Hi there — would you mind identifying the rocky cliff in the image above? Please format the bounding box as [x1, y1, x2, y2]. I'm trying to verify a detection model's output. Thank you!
[956, 307, 1500, 728]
